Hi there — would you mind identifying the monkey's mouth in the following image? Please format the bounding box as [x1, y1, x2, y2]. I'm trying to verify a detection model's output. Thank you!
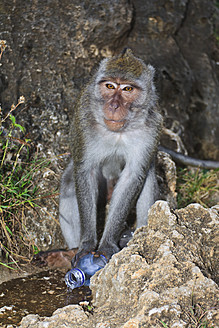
[104, 118, 126, 131]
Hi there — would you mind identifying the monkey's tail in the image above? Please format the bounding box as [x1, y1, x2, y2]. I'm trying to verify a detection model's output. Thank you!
[159, 146, 219, 170]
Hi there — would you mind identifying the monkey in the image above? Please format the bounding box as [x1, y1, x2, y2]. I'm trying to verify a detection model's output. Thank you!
[33, 49, 219, 269]
[59, 48, 163, 261]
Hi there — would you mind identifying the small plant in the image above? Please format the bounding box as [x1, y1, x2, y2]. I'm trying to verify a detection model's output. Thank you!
[187, 304, 213, 327]
[0, 97, 47, 266]
[0, 39, 7, 60]
[159, 320, 169, 328]
[184, 290, 216, 328]
[0, 40, 52, 268]
[156, 300, 216, 328]
[177, 167, 219, 208]
[79, 301, 94, 314]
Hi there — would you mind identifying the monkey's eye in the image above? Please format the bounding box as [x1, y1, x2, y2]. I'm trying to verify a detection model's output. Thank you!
[106, 83, 115, 89]
[123, 86, 133, 92]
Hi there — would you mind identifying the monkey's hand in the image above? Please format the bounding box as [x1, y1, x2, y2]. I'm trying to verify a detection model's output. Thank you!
[72, 249, 109, 267]
[71, 249, 91, 267]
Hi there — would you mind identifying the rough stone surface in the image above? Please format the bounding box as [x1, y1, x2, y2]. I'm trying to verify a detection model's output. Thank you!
[17, 202, 219, 328]
[157, 150, 177, 209]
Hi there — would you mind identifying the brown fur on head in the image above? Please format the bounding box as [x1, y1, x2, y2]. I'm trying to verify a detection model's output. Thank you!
[105, 48, 144, 78]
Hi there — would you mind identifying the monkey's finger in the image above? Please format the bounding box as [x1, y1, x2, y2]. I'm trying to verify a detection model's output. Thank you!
[91, 250, 109, 262]
[71, 250, 90, 267]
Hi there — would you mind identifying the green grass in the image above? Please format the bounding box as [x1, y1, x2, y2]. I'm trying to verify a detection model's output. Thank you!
[159, 320, 169, 328]
[177, 167, 219, 208]
[0, 41, 54, 266]
[0, 40, 61, 270]
[0, 98, 52, 266]
[157, 301, 215, 327]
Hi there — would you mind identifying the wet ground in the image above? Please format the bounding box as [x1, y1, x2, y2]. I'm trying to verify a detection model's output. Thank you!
[0, 269, 92, 326]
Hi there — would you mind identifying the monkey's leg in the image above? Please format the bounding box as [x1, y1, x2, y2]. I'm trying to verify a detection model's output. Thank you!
[136, 162, 159, 228]
[74, 166, 102, 257]
[96, 173, 108, 241]
[59, 159, 81, 249]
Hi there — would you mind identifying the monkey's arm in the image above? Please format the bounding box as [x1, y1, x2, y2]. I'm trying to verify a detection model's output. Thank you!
[97, 163, 148, 258]
[159, 146, 219, 169]
[74, 166, 100, 254]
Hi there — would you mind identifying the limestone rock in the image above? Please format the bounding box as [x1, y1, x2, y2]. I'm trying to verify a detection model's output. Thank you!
[18, 201, 219, 328]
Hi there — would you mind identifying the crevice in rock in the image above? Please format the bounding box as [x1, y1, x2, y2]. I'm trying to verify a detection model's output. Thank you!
[193, 260, 218, 285]
[174, 0, 190, 37]
[111, 3, 135, 52]
[126, 1, 136, 39]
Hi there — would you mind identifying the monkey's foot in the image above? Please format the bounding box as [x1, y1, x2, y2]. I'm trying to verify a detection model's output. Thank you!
[32, 249, 78, 269]
[97, 243, 120, 260]
[97, 229, 134, 259]
[119, 229, 134, 249]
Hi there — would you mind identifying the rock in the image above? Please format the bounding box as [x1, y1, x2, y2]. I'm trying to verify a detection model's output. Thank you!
[18, 201, 219, 328]
[19, 305, 93, 328]
[157, 150, 177, 209]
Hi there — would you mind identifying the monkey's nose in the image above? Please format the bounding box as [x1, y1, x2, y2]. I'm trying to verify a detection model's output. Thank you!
[109, 101, 119, 112]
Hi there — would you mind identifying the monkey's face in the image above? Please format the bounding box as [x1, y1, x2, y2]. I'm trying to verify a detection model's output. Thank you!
[99, 78, 141, 132]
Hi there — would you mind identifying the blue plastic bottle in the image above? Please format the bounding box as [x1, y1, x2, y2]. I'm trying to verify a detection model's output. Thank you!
[65, 253, 107, 290]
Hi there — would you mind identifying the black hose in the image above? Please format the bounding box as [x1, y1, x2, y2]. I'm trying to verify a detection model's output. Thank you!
[159, 146, 219, 169]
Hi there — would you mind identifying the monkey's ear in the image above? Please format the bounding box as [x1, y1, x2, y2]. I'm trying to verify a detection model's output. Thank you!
[147, 64, 155, 79]
[121, 47, 133, 56]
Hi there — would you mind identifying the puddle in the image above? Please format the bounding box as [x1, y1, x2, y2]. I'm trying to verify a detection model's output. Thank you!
[0, 269, 92, 326]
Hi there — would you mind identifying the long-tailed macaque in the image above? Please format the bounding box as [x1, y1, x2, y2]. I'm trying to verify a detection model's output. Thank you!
[59, 49, 163, 260]
[33, 49, 219, 268]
